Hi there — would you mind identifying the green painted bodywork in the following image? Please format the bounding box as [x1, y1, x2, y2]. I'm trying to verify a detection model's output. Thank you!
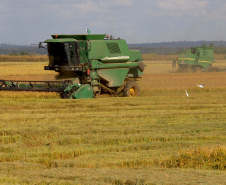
[98, 68, 129, 87]
[44, 34, 143, 66]
[177, 47, 215, 70]
[64, 83, 93, 99]
[71, 84, 93, 99]
[42, 34, 144, 98]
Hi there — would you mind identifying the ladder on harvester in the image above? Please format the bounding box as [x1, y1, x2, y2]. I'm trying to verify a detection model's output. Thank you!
[90, 69, 101, 95]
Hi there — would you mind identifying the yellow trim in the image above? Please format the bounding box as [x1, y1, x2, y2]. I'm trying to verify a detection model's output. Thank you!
[178, 58, 195, 60]
[198, 60, 212, 63]
[178, 58, 213, 63]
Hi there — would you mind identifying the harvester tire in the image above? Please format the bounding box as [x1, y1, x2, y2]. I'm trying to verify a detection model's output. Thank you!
[193, 66, 202, 72]
[123, 81, 140, 97]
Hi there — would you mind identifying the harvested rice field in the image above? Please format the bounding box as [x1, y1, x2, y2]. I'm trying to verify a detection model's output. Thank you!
[0, 60, 225, 184]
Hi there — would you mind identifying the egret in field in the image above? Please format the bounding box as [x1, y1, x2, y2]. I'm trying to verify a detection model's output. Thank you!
[197, 84, 205, 88]
[185, 90, 189, 97]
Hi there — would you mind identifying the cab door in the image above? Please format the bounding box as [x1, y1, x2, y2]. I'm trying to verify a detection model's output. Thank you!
[64, 42, 80, 67]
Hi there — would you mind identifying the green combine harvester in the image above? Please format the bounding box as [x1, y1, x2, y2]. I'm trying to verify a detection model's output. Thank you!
[0, 34, 144, 99]
[177, 46, 215, 71]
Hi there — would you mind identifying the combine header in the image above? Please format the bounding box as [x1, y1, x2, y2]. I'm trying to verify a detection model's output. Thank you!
[0, 34, 144, 99]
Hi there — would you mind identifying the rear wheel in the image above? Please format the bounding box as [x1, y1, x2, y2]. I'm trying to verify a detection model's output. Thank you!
[123, 81, 140, 97]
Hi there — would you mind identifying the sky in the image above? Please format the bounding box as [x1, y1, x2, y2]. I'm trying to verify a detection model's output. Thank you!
[0, 0, 226, 44]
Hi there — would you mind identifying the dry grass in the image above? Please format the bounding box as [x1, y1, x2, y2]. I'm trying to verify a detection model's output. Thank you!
[142, 53, 177, 61]
[0, 62, 55, 77]
[0, 59, 226, 184]
[159, 146, 226, 170]
[0, 91, 59, 99]
[0, 55, 48, 62]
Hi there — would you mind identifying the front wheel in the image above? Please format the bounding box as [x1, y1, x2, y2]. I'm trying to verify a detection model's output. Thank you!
[123, 81, 140, 97]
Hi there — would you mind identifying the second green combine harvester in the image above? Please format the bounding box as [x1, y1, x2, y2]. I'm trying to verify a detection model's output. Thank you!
[0, 34, 144, 99]
[177, 46, 215, 72]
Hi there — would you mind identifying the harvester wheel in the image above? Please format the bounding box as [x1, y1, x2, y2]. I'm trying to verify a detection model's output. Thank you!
[123, 81, 140, 97]
[193, 66, 202, 72]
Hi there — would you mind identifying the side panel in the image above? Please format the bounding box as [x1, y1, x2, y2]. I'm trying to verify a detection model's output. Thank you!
[71, 84, 94, 99]
[198, 49, 215, 63]
[128, 50, 142, 62]
[98, 68, 129, 87]
[127, 68, 143, 78]
[178, 53, 196, 66]
[89, 40, 130, 62]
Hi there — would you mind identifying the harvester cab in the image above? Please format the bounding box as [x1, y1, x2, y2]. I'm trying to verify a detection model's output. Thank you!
[39, 35, 82, 73]
[0, 34, 144, 99]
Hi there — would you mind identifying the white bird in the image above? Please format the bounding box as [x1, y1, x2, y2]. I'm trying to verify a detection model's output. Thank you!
[185, 90, 189, 97]
[197, 84, 205, 88]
